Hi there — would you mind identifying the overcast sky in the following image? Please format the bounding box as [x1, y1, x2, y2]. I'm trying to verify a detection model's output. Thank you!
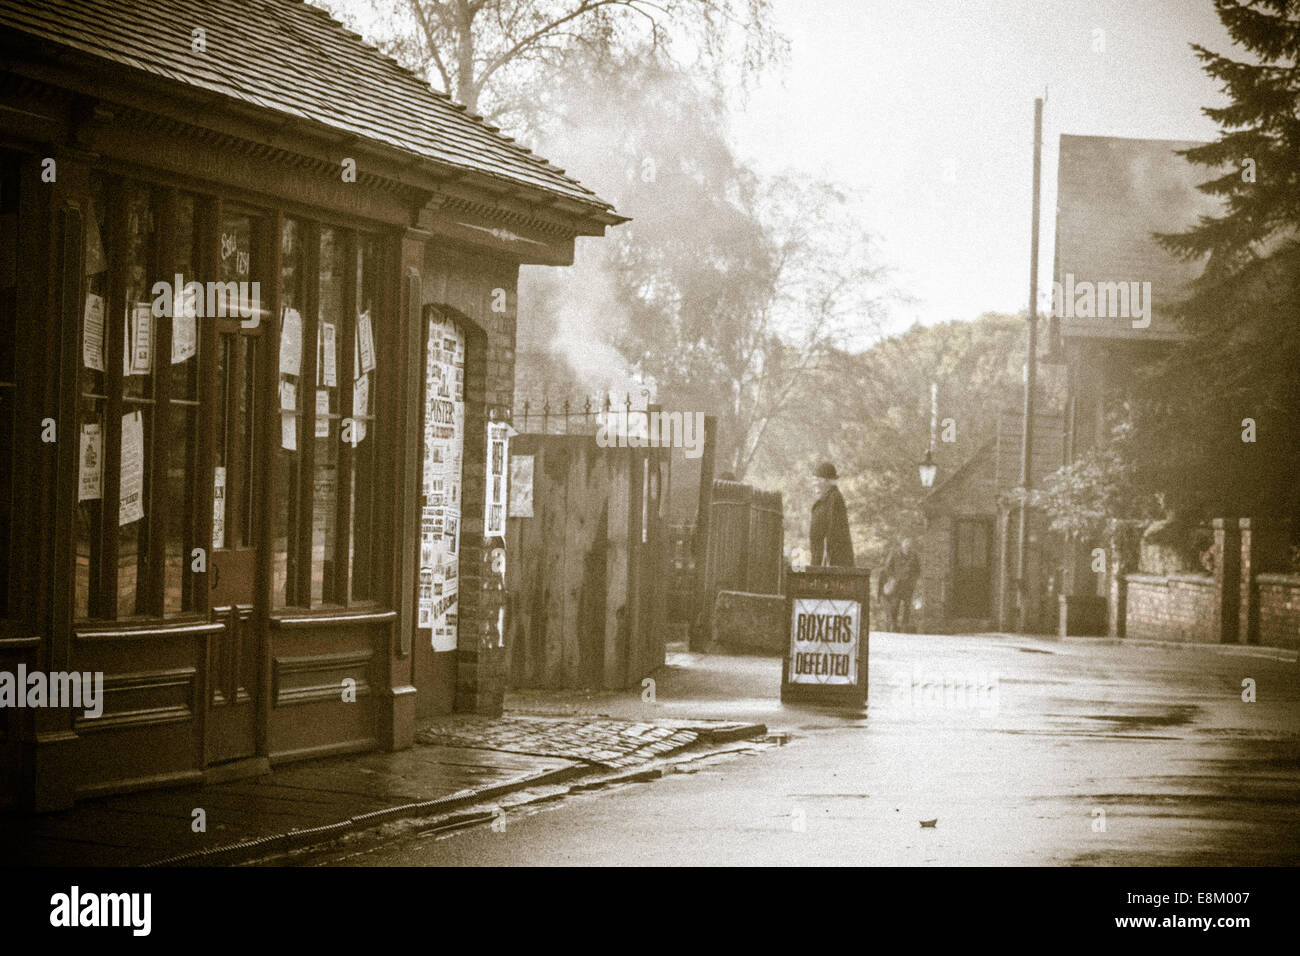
[728, 0, 1234, 335]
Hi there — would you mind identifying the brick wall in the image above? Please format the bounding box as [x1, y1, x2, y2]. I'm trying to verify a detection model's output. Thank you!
[418, 245, 519, 716]
[1124, 573, 1216, 643]
[1256, 574, 1300, 651]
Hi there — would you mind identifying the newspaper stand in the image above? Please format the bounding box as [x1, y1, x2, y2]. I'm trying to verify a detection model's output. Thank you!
[780, 567, 871, 708]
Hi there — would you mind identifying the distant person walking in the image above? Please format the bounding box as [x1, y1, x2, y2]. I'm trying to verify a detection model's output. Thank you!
[809, 461, 855, 568]
[879, 537, 921, 632]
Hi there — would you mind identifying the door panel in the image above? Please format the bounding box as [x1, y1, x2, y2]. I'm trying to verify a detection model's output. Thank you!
[953, 517, 993, 617]
[205, 213, 265, 765]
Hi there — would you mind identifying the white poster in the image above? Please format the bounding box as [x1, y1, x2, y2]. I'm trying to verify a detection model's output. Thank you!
[357, 309, 376, 374]
[77, 423, 102, 501]
[130, 303, 152, 375]
[172, 285, 197, 364]
[508, 454, 534, 518]
[315, 389, 330, 438]
[280, 379, 297, 412]
[788, 598, 860, 685]
[212, 465, 226, 549]
[119, 410, 145, 526]
[82, 293, 104, 372]
[420, 315, 465, 652]
[352, 373, 368, 444]
[321, 322, 337, 387]
[279, 307, 302, 377]
[281, 412, 297, 451]
[484, 422, 514, 537]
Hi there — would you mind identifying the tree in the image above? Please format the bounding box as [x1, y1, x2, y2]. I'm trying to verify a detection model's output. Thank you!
[319, 0, 785, 122]
[751, 313, 1066, 566]
[1145, 0, 1300, 525]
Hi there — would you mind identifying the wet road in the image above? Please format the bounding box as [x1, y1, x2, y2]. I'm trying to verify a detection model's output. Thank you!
[311, 633, 1300, 866]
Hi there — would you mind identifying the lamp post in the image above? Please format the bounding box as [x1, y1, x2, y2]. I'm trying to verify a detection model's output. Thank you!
[918, 448, 937, 489]
[919, 381, 938, 489]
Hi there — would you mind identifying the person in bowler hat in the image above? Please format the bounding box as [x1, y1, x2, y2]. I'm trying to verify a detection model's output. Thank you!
[809, 461, 855, 567]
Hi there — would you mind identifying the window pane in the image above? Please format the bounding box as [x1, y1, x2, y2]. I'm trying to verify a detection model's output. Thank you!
[76, 175, 110, 619]
[118, 183, 156, 617]
[164, 194, 200, 615]
[312, 227, 343, 604]
[349, 235, 379, 603]
[273, 218, 304, 606]
[0, 152, 17, 617]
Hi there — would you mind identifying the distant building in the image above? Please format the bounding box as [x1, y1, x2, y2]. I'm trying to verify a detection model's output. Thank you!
[919, 409, 1063, 633]
[1048, 134, 1220, 636]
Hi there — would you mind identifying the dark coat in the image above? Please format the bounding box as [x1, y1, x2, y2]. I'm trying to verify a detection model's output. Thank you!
[880, 547, 921, 596]
[810, 486, 855, 568]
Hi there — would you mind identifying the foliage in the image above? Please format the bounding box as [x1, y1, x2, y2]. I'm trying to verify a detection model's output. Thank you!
[1142, 0, 1300, 524]
[752, 313, 1066, 567]
[319, 0, 785, 122]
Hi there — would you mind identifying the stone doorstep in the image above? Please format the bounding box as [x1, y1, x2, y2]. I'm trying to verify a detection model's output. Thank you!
[145, 717, 768, 867]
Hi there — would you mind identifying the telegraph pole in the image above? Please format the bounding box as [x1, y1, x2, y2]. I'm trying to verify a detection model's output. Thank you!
[1016, 97, 1042, 634]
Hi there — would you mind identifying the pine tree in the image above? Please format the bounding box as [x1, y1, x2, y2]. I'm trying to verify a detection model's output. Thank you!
[1141, 0, 1300, 526]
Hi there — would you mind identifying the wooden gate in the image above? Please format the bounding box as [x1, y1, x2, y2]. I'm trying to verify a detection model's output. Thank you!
[505, 433, 667, 689]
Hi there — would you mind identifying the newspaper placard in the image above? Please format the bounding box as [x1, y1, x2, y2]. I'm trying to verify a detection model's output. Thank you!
[82, 293, 104, 372]
[172, 285, 197, 364]
[352, 373, 368, 444]
[320, 322, 337, 387]
[315, 389, 330, 438]
[130, 303, 152, 375]
[484, 422, 514, 537]
[357, 310, 376, 374]
[119, 410, 145, 526]
[788, 597, 859, 685]
[212, 465, 226, 549]
[78, 423, 102, 501]
[279, 307, 302, 377]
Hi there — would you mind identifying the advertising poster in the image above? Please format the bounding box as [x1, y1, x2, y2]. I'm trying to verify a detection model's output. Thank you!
[78, 423, 103, 502]
[119, 410, 145, 526]
[788, 597, 860, 685]
[418, 314, 465, 652]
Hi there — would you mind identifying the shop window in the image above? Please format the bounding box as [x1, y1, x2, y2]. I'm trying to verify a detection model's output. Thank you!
[273, 219, 381, 608]
[0, 153, 17, 619]
[74, 175, 203, 621]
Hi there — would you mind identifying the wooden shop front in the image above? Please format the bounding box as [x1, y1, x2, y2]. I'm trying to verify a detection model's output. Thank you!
[0, 0, 620, 810]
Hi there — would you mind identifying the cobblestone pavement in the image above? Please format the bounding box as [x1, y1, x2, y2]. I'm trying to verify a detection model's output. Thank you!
[415, 714, 761, 769]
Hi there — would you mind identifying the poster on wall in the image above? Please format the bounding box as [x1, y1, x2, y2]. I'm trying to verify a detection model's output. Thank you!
[212, 466, 226, 549]
[119, 410, 145, 526]
[417, 313, 465, 652]
[484, 422, 515, 537]
[508, 454, 533, 518]
[82, 293, 104, 372]
[78, 423, 103, 501]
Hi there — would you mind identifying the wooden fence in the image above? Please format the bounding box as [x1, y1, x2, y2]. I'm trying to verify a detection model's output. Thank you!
[505, 433, 668, 689]
[701, 479, 784, 598]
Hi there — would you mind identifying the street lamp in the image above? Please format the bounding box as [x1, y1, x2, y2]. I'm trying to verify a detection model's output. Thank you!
[918, 449, 937, 489]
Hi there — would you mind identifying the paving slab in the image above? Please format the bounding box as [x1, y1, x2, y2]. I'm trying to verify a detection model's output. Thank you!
[1, 713, 765, 866]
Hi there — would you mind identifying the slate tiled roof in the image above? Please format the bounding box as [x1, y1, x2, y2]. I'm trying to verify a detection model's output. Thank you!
[1054, 134, 1222, 340]
[0, 0, 618, 220]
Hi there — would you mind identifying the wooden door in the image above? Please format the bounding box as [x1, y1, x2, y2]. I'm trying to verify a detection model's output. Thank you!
[953, 517, 993, 618]
[205, 212, 265, 765]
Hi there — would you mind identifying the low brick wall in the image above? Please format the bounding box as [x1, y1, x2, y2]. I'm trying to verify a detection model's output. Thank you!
[1124, 573, 1216, 643]
[1256, 574, 1300, 651]
[712, 590, 787, 653]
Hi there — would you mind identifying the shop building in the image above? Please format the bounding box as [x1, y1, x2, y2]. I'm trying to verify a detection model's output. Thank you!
[0, 0, 620, 810]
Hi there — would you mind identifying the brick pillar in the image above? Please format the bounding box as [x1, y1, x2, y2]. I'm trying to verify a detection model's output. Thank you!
[1239, 518, 1256, 646]
[1212, 518, 1241, 644]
